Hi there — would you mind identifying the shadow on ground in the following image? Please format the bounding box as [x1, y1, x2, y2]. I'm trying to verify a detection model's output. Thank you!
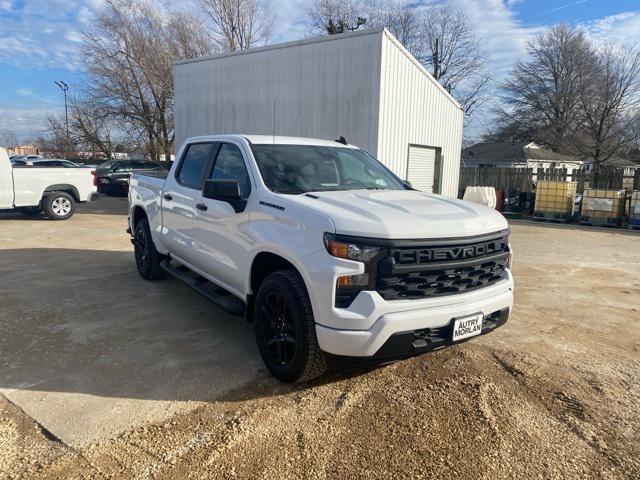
[0, 247, 313, 403]
[0, 247, 368, 406]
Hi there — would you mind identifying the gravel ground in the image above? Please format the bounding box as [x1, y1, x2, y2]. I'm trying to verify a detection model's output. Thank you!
[1, 199, 639, 479]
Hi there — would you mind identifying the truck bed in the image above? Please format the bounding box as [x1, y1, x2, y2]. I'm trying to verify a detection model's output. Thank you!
[135, 170, 169, 180]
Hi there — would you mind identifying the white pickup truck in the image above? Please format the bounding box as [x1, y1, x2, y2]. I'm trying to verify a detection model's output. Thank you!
[128, 135, 513, 382]
[0, 147, 97, 219]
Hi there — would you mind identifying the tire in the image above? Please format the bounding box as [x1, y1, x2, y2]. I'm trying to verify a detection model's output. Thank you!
[133, 218, 166, 280]
[254, 269, 327, 383]
[43, 192, 76, 220]
[17, 206, 42, 217]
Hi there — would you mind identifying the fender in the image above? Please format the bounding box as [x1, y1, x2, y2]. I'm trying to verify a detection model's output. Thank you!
[43, 183, 80, 201]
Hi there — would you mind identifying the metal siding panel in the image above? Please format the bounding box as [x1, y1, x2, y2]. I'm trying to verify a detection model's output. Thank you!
[175, 31, 383, 154]
[376, 32, 463, 198]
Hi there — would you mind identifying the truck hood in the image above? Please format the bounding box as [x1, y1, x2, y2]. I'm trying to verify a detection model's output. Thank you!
[282, 189, 508, 239]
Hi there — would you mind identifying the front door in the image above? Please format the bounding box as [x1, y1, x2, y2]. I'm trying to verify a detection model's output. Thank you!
[161, 142, 215, 264]
[191, 141, 253, 297]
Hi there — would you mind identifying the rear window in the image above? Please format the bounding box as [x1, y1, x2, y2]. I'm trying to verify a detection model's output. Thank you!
[176, 143, 213, 189]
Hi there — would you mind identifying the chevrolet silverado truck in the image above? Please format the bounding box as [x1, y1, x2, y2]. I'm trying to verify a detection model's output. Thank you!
[0, 147, 97, 220]
[128, 135, 513, 382]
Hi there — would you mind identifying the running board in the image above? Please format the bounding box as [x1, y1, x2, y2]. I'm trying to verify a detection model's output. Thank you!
[160, 260, 245, 316]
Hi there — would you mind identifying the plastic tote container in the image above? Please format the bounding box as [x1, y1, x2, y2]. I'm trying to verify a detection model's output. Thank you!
[629, 191, 640, 229]
[534, 180, 577, 221]
[580, 188, 625, 227]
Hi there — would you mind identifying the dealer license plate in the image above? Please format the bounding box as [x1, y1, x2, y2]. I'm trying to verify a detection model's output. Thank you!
[452, 313, 484, 342]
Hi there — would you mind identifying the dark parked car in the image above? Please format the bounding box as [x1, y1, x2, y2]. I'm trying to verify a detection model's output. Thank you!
[96, 160, 164, 195]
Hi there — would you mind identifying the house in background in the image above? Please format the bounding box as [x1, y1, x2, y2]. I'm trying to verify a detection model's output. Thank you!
[584, 157, 640, 190]
[584, 157, 640, 176]
[462, 142, 584, 174]
[7, 145, 39, 156]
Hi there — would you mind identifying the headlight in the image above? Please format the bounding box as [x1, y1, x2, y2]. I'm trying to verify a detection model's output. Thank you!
[323, 233, 385, 308]
[324, 234, 382, 262]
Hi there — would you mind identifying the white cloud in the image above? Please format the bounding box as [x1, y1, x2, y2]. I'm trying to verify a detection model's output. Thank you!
[581, 11, 640, 46]
[269, 0, 314, 43]
[447, 0, 542, 76]
[0, 105, 60, 140]
[0, 0, 97, 70]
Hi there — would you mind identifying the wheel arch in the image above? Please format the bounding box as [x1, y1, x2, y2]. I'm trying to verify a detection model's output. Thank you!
[43, 184, 80, 202]
[131, 205, 148, 229]
[247, 250, 311, 322]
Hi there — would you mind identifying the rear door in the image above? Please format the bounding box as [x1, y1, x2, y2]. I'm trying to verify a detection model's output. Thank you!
[191, 141, 253, 296]
[161, 142, 215, 264]
[406, 145, 442, 194]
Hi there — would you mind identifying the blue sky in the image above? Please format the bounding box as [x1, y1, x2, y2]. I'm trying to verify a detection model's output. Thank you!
[1, 0, 640, 141]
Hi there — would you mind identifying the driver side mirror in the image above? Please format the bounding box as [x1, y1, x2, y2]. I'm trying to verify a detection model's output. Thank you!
[403, 180, 414, 189]
[202, 179, 247, 213]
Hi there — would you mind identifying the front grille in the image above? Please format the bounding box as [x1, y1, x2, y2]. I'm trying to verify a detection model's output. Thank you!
[376, 231, 509, 301]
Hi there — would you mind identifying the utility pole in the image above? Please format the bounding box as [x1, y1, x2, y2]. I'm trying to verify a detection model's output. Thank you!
[54, 81, 69, 138]
[433, 37, 440, 80]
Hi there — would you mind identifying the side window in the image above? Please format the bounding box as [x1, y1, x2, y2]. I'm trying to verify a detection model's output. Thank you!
[115, 161, 133, 172]
[209, 143, 251, 198]
[177, 143, 212, 189]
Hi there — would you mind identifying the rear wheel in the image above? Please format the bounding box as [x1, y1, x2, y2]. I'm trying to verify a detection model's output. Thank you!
[254, 269, 327, 383]
[134, 218, 166, 280]
[43, 192, 75, 220]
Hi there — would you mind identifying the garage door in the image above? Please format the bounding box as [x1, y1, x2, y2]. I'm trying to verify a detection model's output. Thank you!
[407, 145, 438, 193]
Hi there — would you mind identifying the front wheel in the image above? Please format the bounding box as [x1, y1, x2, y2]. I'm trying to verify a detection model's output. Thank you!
[43, 192, 75, 220]
[254, 269, 327, 383]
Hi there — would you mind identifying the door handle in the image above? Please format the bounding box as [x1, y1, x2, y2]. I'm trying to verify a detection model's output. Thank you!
[163, 193, 173, 201]
[196, 203, 208, 211]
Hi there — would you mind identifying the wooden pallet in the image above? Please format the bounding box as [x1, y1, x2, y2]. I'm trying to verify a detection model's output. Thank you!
[533, 211, 572, 223]
[580, 216, 622, 228]
[502, 211, 523, 219]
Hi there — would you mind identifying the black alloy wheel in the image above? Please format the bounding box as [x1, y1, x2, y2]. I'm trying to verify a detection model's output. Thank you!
[254, 270, 327, 383]
[259, 291, 298, 366]
[133, 218, 165, 280]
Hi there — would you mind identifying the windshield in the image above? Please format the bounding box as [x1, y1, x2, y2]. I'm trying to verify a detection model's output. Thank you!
[97, 160, 117, 170]
[251, 144, 406, 194]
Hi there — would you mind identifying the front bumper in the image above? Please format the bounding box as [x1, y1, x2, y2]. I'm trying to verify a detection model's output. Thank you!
[314, 275, 513, 358]
[324, 308, 510, 367]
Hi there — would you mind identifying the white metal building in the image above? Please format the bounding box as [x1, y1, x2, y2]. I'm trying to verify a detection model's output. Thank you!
[174, 28, 464, 197]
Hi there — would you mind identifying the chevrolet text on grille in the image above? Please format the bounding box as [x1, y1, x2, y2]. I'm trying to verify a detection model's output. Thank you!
[393, 238, 509, 264]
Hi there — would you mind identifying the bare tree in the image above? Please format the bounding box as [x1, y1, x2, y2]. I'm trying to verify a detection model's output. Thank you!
[307, 0, 361, 35]
[366, 0, 418, 51]
[577, 43, 640, 164]
[68, 95, 118, 160]
[422, 6, 492, 116]
[495, 24, 595, 154]
[308, 2, 490, 117]
[82, 0, 215, 160]
[0, 130, 18, 149]
[195, 0, 273, 51]
[35, 116, 76, 158]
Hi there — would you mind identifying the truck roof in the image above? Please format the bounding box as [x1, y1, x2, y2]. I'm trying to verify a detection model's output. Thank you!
[186, 134, 358, 149]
